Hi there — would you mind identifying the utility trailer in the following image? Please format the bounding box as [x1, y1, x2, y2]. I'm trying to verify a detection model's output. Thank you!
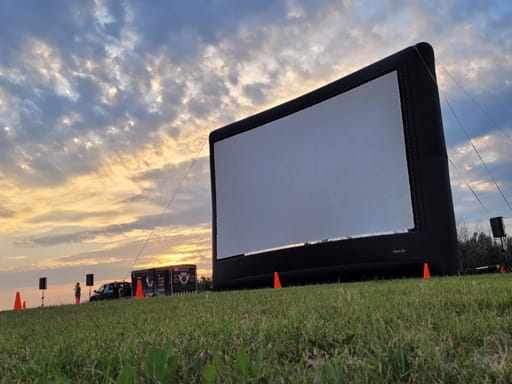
[131, 264, 197, 297]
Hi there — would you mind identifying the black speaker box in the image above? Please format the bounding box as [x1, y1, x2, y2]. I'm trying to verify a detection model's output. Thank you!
[39, 277, 47, 290]
[86, 274, 94, 286]
[490, 216, 506, 238]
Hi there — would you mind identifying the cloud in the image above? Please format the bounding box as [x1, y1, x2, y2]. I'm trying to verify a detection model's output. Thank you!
[448, 129, 512, 221]
[0, 226, 212, 287]
[129, 156, 210, 204]
[56, 226, 211, 268]
[28, 209, 119, 224]
[18, 153, 211, 246]
[0, 204, 14, 218]
[0, 2, 177, 187]
[127, 1, 289, 55]
[23, 204, 209, 247]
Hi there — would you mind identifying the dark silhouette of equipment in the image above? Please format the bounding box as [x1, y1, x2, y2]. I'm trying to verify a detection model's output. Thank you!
[39, 277, 47, 307]
[490, 217, 506, 238]
[86, 273, 94, 298]
[490, 217, 509, 273]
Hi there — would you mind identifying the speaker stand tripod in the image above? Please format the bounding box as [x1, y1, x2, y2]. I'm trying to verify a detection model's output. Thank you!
[498, 237, 511, 273]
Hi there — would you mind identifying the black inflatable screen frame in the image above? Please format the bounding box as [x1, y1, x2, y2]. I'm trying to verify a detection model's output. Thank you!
[209, 42, 461, 289]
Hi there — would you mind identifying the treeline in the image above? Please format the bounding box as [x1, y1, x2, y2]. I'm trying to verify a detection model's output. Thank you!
[197, 276, 213, 292]
[458, 228, 511, 269]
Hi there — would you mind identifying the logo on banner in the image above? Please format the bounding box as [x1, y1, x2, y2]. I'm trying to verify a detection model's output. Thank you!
[178, 272, 190, 285]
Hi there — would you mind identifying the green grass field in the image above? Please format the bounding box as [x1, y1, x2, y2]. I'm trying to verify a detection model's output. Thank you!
[1, 274, 511, 383]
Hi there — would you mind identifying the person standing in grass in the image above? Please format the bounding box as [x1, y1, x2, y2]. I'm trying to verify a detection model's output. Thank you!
[74, 282, 81, 304]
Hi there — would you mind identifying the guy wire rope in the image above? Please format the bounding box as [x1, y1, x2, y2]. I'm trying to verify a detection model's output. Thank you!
[128, 136, 208, 272]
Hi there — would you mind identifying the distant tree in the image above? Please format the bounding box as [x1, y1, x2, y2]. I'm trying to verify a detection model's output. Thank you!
[197, 276, 213, 292]
[457, 227, 507, 269]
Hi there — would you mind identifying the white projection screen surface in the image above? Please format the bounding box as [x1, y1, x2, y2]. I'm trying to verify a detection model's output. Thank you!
[214, 71, 414, 260]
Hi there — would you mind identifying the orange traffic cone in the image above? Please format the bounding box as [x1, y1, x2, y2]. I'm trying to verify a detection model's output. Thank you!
[135, 280, 144, 298]
[22, 301, 26, 309]
[423, 263, 431, 279]
[273, 272, 282, 289]
[13, 291, 22, 310]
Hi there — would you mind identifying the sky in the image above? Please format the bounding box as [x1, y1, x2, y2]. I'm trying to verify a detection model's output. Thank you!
[0, 0, 511, 310]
